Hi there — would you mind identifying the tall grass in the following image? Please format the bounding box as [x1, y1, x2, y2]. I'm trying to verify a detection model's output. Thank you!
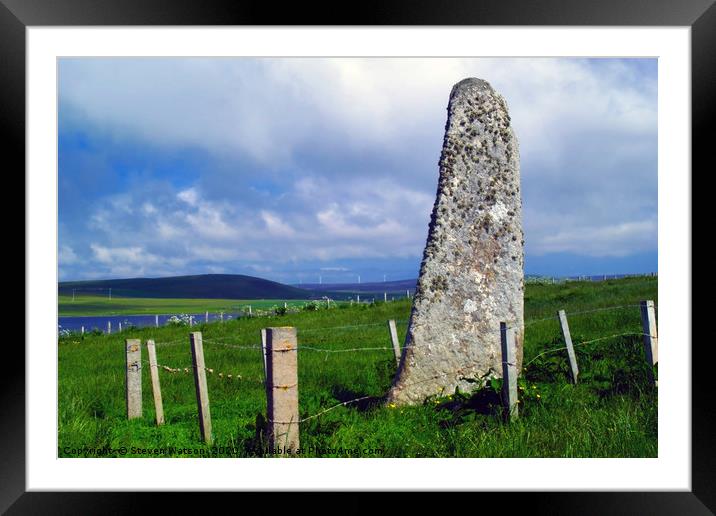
[58, 276, 657, 457]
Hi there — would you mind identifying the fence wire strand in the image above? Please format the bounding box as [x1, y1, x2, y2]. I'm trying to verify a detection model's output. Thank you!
[126, 301, 656, 426]
[153, 339, 188, 347]
[523, 332, 651, 367]
[297, 321, 408, 335]
[271, 370, 457, 424]
[300, 345, 395, 353]
[202, 339, 261, 350]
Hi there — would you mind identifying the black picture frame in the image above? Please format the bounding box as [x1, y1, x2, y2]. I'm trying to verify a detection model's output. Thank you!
[5, 0, 710, 512]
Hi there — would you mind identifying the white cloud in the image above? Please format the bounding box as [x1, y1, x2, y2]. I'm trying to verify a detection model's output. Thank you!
[91, 244, 146, 265]
[185, 204, 237, 241]
[533, 218, 657, 257]
[156, 220, 183, 239]
[316, 203, 403, 239]
[59, 245, 79, 265]
[60, 58, 655, 170]
[87, 243, 189, 277]
[74, 175, 435, 277]
[59, 57, 657, 278]
[177, 188, 199, 206]
[261, 211, 295, 237]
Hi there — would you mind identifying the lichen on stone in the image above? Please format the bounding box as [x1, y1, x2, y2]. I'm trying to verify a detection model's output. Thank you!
[388, 77, 523, 405]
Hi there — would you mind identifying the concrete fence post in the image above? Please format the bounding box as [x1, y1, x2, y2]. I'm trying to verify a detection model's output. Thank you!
[387, 320, 401, 366]
[189, 332, 212, 444]
[146, 339, 165, 425]
[558, 310, 579, 384]
[125, 339, 142, 419]
[500, 322, 518, 420]
[260, 328, 268, 383]
[640, 300, 658, 385]
[265, 327, 299, 454]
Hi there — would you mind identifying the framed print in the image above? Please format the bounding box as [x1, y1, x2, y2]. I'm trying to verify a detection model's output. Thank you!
[6, 0, 712, 511]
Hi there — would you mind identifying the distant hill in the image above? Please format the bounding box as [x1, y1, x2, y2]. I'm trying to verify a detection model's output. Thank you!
[59, 274, 314, 300]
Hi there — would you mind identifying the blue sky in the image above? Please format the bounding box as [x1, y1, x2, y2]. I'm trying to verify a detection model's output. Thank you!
[58, 58, 657, 283]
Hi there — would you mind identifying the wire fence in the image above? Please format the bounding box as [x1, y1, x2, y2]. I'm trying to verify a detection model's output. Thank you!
[522, 331, 654, 367]
[141, 302, 656, 432]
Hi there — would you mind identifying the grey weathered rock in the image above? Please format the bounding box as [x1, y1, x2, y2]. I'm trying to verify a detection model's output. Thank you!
[387, 78, 523, 405]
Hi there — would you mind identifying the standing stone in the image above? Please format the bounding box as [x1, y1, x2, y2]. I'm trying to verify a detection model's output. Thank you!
[387, 78, 523, 405]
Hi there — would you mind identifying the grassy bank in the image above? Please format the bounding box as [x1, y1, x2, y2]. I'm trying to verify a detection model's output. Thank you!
[58, 295, 313, 316]
[58, 276, 657, 458]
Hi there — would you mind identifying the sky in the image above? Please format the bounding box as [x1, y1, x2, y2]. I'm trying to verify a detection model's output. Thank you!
[58, 58, 657, 284]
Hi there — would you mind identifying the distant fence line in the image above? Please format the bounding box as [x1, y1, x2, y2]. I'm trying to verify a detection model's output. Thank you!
[526, 272, 657, 285]
[59, 272, 659, 337]
[58, 296, 414, 336]
[121, 300, 658, 450]
[59, 273, 657, 336]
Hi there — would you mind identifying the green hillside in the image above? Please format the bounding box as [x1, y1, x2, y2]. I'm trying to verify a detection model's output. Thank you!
[58, 276, 658, 458]
[58, 274, 313, 300]
[58, 296, 312, 316]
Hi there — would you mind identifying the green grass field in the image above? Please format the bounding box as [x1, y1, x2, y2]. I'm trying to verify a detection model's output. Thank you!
[58, 276, 657, 458]
[58, 295, 312, 316]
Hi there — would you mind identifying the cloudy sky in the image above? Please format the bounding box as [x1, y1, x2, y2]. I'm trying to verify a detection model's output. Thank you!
[58, 57, 657, 284]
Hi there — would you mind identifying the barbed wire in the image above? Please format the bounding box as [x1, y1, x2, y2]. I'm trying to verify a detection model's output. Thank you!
[271, 370, 457, 424]
[127, 302, 657, 426]
[300, 345, 395, 353]
[144, 359, 251, 380]
[297, 321, 407, 334]
[516, 304, 656, 330]
[523, 332, 652, 367]
[152, 339, 190, 347]
[141, 332, 656, 427]
[271, 395, 376, 424]
[115, 303, 655, 347]
[560, 304, 647, 318]
[142, 358, 191, 373]
[150, 305, 656, 364]
[202, 339, 261, 350]
[278, 327, 657, 424]
[522, 315, 559, 327]
[191, 303, 653, 357]
[201, 336, 258, 344]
